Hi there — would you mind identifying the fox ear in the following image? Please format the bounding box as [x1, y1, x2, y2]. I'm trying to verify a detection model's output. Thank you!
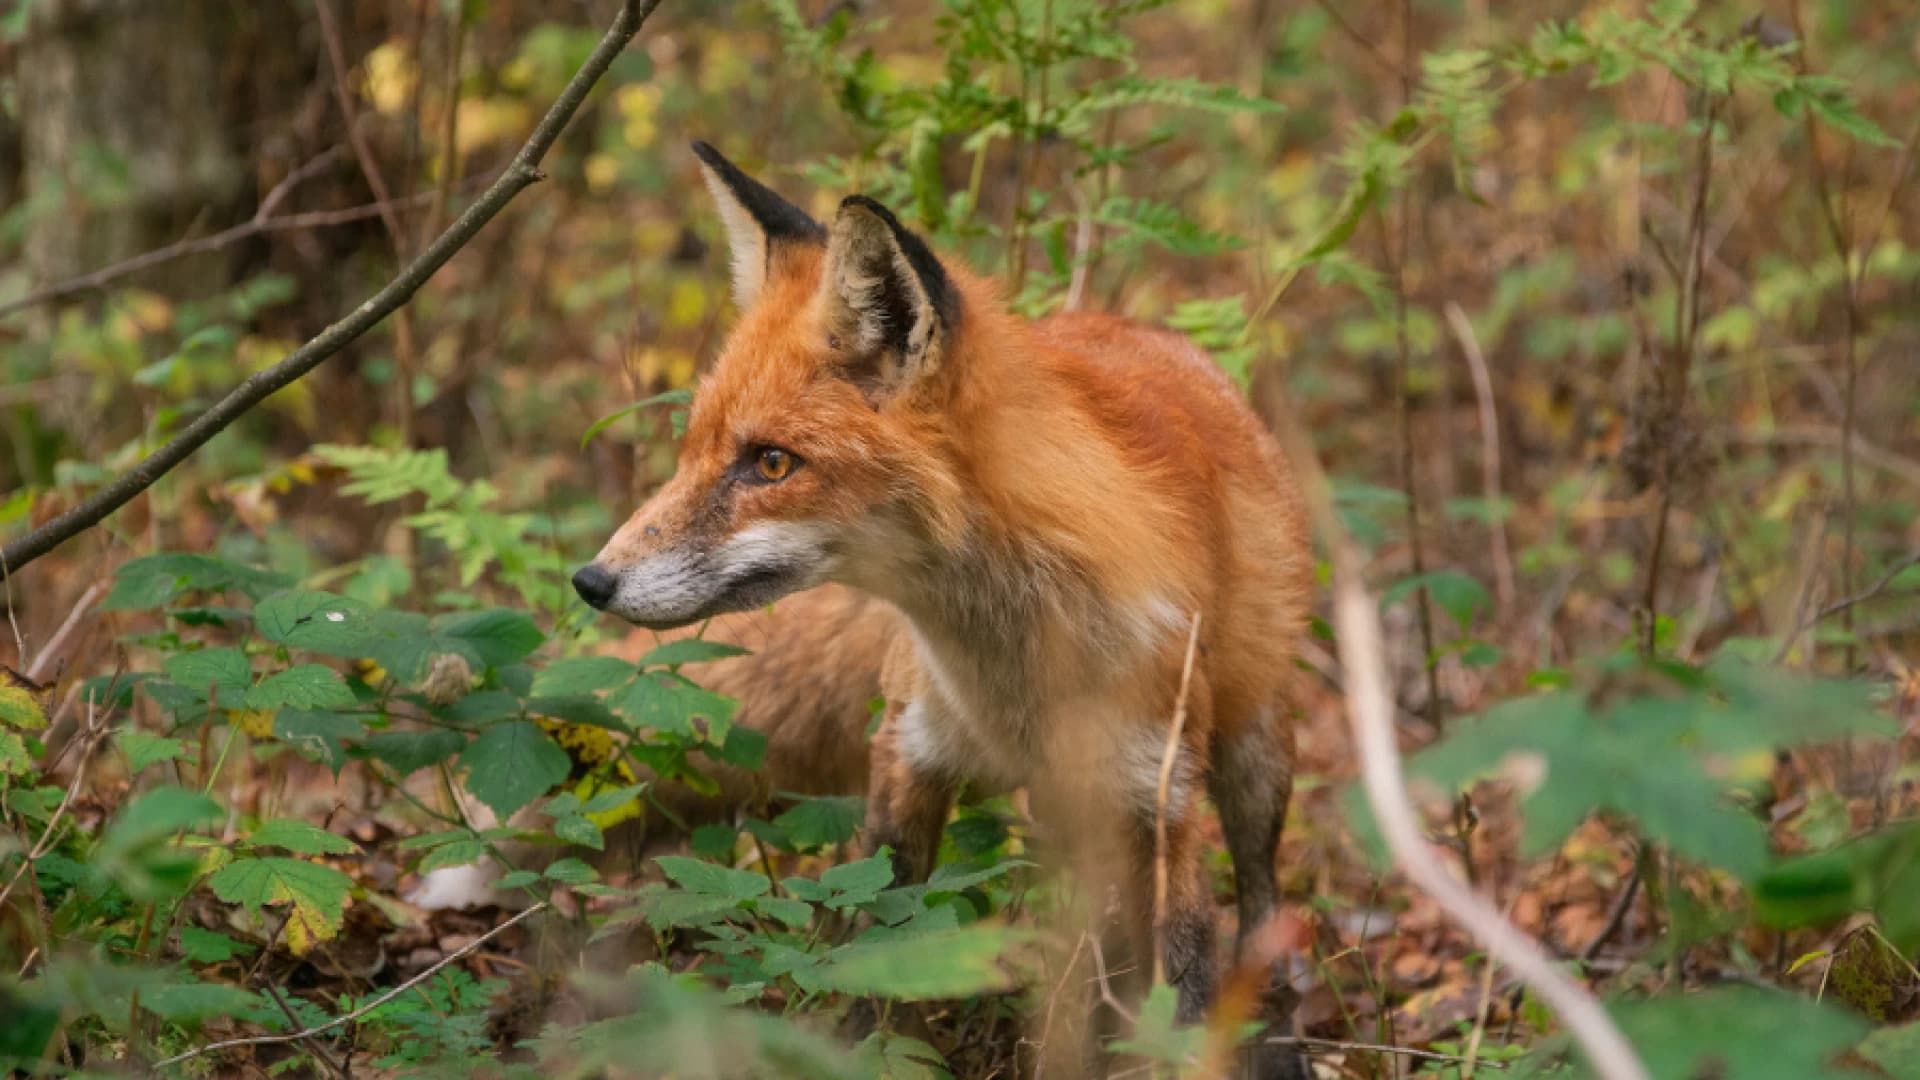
[822, 195, 960, 401]
[692, 141, 824, 307]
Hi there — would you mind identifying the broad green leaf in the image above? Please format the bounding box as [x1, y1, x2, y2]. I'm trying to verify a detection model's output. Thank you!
[1409, 690, 1770, 880]
[100, 786, 220, 855]
[117, 731, 185, 773]
[612, 671, 739, 745]
[142, 981, 269, 1023]
[820, 852, 897, 907]
[437, 609, 546, 668]
[1106, 983, 1206, 1065]
[555, 814, 604, 849]
[639, 639, 752, 668]
[774, 796, 864, 850]
[208, 856, 353, 954]
[1382, 569, 1490, 631]
[1858, 1021, 1920, 1080]
[545, 857, 596, 885]
[856, 1032, 951, 1080]
[246, 819, 359, 856]
[1586, 986, 1867, 1080]
[274, 710, 364, 774]
[458, 721, 571, 819]
[104, 553, 292, 611]
[530, 656, 635, 697]
[361, 728, 466, 775]
[656, 855, 771, 900]
[162, 648, 251, 701]
[0, 685, 47, 730]
[244, 665, 355, 711]
[178, 926, 256, 964]
[1755, 823, 1920, 952]
[253, 590, 389, 657]
[812, 927, 1014, 999]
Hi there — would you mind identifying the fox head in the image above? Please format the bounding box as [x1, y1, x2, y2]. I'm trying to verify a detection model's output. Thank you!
[572, 142, 971, 628]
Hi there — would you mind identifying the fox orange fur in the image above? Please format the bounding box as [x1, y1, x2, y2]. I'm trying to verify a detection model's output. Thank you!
[576, 142, 1311, 1073]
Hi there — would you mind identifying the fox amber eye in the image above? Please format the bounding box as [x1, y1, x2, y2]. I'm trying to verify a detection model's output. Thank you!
[755, 447, 796, 482]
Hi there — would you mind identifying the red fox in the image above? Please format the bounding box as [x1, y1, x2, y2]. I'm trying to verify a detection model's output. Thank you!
[575, 142, 1311, 1069]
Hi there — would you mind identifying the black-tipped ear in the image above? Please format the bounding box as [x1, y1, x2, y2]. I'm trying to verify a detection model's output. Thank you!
[691, 141, 825, 306]
[822, 195, 961, 402]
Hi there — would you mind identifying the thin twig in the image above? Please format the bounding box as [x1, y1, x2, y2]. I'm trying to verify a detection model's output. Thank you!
[314, 0, 405, 255]
[0, 186, 477, 320]
[1265, 1035, 1510, 1068]
[0, 0, 662, 580]
[152, 902, 549, 1070]
[1029, 931, 1090, 1080]
[23, 581, 109, 684]
[259, 980, 350, 1079]
[1579, 860, 1645, 966]
[1810, 550, 1920, 624]
[1087, 932, 1138, 1027]
[1151, 612, 1202, 987]
[1443, 301, 1516, 617]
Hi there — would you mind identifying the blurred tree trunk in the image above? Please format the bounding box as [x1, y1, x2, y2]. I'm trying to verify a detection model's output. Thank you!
[17, 0, 247, 297]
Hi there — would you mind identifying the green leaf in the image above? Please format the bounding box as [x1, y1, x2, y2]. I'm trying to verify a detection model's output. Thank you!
[361, 728, 466, 775]
[104, 553, 292, 611]
[774, 796, 864, 850]
[544, 857, 597, 885]
[1754, 823, 1920, 952]
[178, 926, 257, 964]
[1383, 569, 1490, 631]
[1592, 986, 1868, 1080]
[208, 856, 353, 953]
[0, 731, 28, 776]
[555, 813, 604, 849]
[1803, 88, 1901, 149]
[612, 672, 739, 744]
[856, 1032, 951, 1080]
[1107, 983, 1207, 1065]
[530, 656, 635, 697]
[1858, 1021, 1920, 1080]
[244, 665, 355, 710]
[253, 591, 389, 658]
[246, 819, 360, 856]
[100, 786, 221, 854]
[656, 855, 771, 901]
[273, 710, 364, 774]
[820, 852, 896, 907]
[458, 721, 571, 820]
[162, 648, 252, 701]
[813, 927, 1014, 999]
[437, 609, 546, 668]
[117, 731, 186, 773]
[142, 981, 268, 1023]
[1407, 688, 1772, 880]
[639, 639, 752, 667]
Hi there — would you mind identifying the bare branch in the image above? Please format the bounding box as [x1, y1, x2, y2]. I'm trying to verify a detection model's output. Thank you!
[152, 902, 549, 1070]
[1265, 1034, 1510, 1068]
[0, 0, 663, 581]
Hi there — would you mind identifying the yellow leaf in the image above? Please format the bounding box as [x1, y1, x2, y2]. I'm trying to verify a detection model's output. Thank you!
[0, 685, 48, 731]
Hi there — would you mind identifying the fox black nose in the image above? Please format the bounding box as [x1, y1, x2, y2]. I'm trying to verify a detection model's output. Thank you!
[571, 564, 617, 610]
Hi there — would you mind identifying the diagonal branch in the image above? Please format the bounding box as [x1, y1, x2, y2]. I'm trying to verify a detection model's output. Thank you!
[0, 0, 661, 582]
